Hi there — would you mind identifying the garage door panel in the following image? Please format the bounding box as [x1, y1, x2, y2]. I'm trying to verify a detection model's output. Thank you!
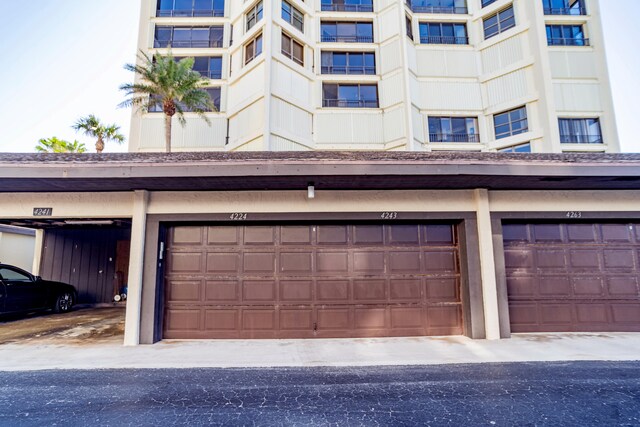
[607, 277, 639, 296]
[390, 279, 422, 301]
[207, 252, 239, 273]
[353, 225, 384, 245]
[243, 252, 276, 273]
[426, 278, 459, 302]
[204, 309, 238, 331]
[353, 279, 386, 302]
[601, 224, 632, 243]
[538, 276, 571, 297]
[573, 277, 604, 297]
[353, 251, 385, 274]
[389, 225, 420, 245]
[171, 227, 204, 245]
[318, 225, 348, 245]
[603, 250, 634, 269]
[243, 280, 277, 302]
[316, 252, 349, 274]
[205, 280, 239, 302]
[504, 249, 534, 270]
[354, 307, 387, 330]
[165, 223, 462, 339]
[316, 280, 349, 302]
[567, 224, 597, 242]
[169, 252, 203, 273]
[280, 252, 313, 274]
[280, 280, 313, 302]
[424, 250, 457, 272]
[389, 251, 421, 273]
[611, 304, 640, 324]
[167, 280, 201, 302]
[207, 226, 240, 245]
[423, 224, 454, 245]
[281, 226, 312, 244]
[536, 250, 566, 269]
[506, 222, 640, 333]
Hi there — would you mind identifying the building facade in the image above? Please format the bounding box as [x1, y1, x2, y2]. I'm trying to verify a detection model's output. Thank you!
[130, 0, 618, 153]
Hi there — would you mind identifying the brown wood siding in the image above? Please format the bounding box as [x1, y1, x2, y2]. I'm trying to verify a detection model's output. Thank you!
[40, 228, 131, 304]
[504, 222, 640, 333]
[163, 224, 463, 339]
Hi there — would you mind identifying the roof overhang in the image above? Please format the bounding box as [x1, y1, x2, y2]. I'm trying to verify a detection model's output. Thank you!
[1, 151, 640, 192]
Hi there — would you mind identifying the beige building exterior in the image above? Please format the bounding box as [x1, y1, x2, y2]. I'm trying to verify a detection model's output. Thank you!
[130, 0, 617, 153]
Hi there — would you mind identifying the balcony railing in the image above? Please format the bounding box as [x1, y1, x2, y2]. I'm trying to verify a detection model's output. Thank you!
[195, 70, 222, 79]
[321, 4, 374, 12]
[321, 65, 376, 75]
[547, 37, 590, 46]
[405, 1, 468, 14]
[156, 9, 225, 17]
[560, 135, 603, 144]
[321, 35, 374, 43]
[543, 7, 586, 16]
[154, 39, 224, 48]
[323, 99, 379, 108]
[429, 133, 480, 143]
[420, 35, 468, 45]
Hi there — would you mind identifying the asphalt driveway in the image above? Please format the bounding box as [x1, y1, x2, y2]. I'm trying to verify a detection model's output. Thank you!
[0, 307, 124, 345]
[0, 362, 638, 426]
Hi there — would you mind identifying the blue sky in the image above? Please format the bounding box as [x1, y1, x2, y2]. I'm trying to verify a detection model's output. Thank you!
[0, 0, 638, 153]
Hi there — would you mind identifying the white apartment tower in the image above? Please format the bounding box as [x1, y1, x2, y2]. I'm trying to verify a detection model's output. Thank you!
[130, 0, 618, 153]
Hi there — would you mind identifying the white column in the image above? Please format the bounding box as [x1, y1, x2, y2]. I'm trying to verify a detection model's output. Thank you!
[474, 189, 501, 340]
[31, 229, 45, 275]
[123, 190, 149, 346]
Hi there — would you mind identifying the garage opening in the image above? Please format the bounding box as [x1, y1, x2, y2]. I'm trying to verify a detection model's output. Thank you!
[503, 222, 640, 333]
[163, 223, 463, 339]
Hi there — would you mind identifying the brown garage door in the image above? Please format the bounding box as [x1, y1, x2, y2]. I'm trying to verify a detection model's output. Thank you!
[504, 222, 640, 333]
[163, 224, 463, 339]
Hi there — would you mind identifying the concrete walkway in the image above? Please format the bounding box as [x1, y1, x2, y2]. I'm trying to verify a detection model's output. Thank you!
[1, 333, 640, 371]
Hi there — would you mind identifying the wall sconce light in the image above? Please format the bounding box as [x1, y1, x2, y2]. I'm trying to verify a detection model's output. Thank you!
[307, 184, 315, 199]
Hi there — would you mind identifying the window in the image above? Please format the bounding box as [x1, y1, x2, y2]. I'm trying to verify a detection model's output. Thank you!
[483, 6, 515, 40]
[157, 0, 225, 17]
[321, 0, 373, 12]
[408, 0, 468, 14]
[320, 22, 374, 43]
[246, 1, 263, 31]
[321, 51, 375, 74]
[0, 267, 31, 281]
[494, 106, 528, 139]
[282, 1, 304, 33]
[559, 118, 602, 144]
[322, 83, 379, 108]
[282, 33, 304, 66]
[154, 26, 224, 48]
[428, 117, 479, 142]
[149, 87, 221, 112]
[245, 34, 263, 64]
[546, 25, 588, 46]
[499, 143, 531, 153]
[406, 16, 414, 40]
[174, 56, 223, 79]
[542, 0, 586, 15]
[481, 0, 497, 7]
[419, 22, 468, 44]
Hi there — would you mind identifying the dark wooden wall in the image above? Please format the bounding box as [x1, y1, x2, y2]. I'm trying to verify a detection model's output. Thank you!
[40, 228, 131, 304]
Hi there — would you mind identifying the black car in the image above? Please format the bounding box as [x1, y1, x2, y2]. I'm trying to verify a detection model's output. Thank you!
[0, 263, 77, 315]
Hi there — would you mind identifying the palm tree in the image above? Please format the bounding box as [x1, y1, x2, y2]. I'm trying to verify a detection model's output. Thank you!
[72, 115, 125, 153]
[119, 50, 215, 153]
[35, 137, 87, 153]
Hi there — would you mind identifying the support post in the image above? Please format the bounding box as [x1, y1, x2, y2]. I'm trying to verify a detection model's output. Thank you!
[31, 229, 45, 275]
[124, 190, 149, 346]
[474, 189, 501, 340]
